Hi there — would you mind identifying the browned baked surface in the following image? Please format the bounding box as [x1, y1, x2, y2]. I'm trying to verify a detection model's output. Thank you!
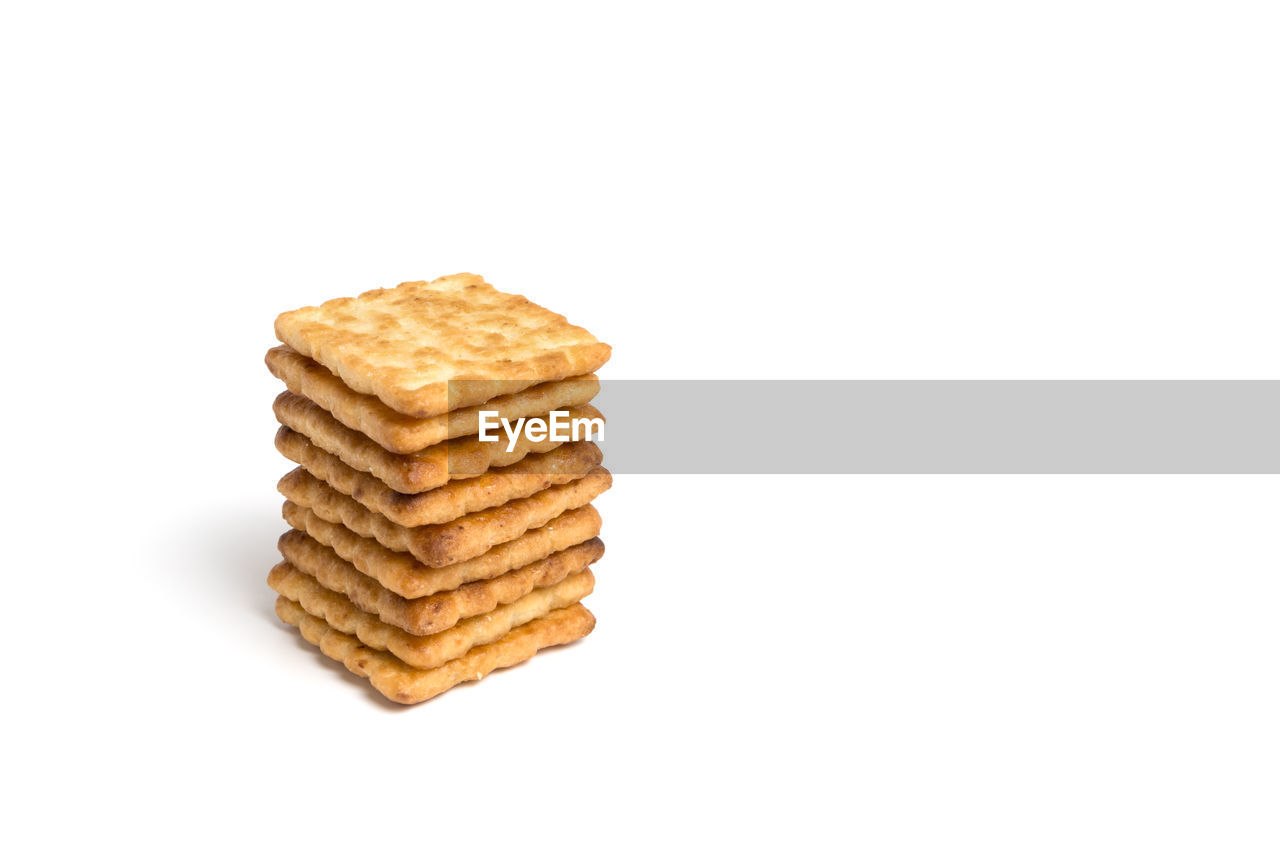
[278, 466, 612, 567]
[281, 501, 602, 598]
[270, 561, 594, 670]
[277, 528, 604, 635]
[274, 274, 611, 418]
[266, 346, 600, 454]
[273, 391, 601, 492]
[275, 427, 601, 527]
[275, 595, 596, 704]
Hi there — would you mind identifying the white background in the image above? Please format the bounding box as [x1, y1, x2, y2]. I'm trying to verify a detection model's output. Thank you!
[3, 2, 1277, 850]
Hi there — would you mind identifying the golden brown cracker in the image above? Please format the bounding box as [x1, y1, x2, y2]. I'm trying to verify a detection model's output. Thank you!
[275, 427, 602, 527]
[278, 466, 612, 567]
[273, 390, 602, 492]
[266, 345, 600, 454]
[277, 528, 604, 636]
[281, 501, 602, 598]
[275, 596, 595, 704]
[274, 274, 611, 418]
[269, 561, 594, 670]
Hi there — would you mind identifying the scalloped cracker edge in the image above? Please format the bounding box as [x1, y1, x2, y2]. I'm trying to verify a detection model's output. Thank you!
[266, 345, 599, 454]
[270, 561, 594, 670]
[274, 274, 611, 418]
[275, 595, 595, 704]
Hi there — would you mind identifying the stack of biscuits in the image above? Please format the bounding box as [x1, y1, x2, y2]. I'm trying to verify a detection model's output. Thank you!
[264, 274, 612, 704]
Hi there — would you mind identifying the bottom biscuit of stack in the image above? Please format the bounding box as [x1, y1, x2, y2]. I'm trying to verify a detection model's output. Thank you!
[276, 598, 596, 705]
[268, 527, 602, 704]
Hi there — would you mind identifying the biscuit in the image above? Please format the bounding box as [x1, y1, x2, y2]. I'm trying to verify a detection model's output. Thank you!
[282, 501, 603, 598]
[277, 529, 604, 635]
[279, 466, 612, 567]
[274, 274, 612, 418]
[273, 391, 602, 492]
[276, 427, 602, 527]
[275, 596, 596, 704]
[267, 345, 600, 454]
[269, 561, 595, 670]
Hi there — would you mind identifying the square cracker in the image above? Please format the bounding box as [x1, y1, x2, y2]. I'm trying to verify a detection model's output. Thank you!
[274, 273, 612, 418]
[277, 528, 604, 635]
[269, 561, 594, 670]
[275, 596, 596, 704]
[275, 427, 602, 528]
[273, 390, 602, 493]
[281, 501, 603, 598]
[265, 345, 601, 454]
[278, 465, 612, 567]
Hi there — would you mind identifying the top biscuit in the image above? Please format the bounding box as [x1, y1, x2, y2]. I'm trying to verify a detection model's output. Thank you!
[275, 274, 611, 418]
